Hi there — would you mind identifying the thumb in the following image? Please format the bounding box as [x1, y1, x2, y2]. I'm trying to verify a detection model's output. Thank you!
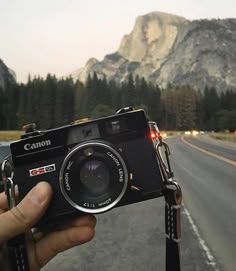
[0, 182, 52, 241]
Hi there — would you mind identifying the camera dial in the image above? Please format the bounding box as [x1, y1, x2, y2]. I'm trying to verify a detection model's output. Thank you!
[59, 141, 129, 213]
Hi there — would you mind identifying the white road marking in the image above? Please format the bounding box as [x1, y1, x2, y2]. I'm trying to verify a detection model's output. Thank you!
[183, 204, 220, 270]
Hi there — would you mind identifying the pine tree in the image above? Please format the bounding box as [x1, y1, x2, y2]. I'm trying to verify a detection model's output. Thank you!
[109, 79, 121, 111]
[73, 80, 85, 119]
[38, 74, 56, 129]
[145, 83, 161, 122]
[91, 104, 114, 119]
[161, 86, 200, 130]
[122, 74, 135, 107]
[203, 87, 220, 130]
[0, 86, 7, 129]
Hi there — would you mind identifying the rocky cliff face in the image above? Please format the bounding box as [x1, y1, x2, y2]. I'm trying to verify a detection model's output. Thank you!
[72, 12, 236, 92]
[0, 59, 16, 91]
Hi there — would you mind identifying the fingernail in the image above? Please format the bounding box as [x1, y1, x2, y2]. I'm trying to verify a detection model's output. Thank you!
[28, 182, 50, 206]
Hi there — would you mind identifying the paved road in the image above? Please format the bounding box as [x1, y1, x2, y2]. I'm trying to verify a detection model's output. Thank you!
[167, 135, 236, 271]
[42, 135, 235, 271]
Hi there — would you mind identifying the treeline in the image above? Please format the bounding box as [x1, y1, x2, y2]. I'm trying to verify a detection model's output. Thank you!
[0, 73, 236, 131]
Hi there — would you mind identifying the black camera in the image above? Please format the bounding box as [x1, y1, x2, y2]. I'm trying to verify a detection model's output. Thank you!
[9, 108, 164, 227]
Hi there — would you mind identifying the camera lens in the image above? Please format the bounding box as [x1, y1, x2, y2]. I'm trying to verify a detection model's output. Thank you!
[59, 141, 129, 213]
[80, 160, 110, 196]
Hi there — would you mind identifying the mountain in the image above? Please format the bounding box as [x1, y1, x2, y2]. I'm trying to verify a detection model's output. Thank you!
[71, 12, 236, 92]
[0, 59, 16, 91]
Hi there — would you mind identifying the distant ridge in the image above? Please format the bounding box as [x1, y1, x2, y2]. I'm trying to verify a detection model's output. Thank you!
[0, 59, 16, 91]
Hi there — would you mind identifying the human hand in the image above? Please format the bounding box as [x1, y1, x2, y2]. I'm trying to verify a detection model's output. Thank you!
[0, 182, 96, 271]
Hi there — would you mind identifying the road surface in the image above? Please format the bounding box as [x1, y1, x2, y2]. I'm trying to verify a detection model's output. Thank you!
[43, 135, 236, 271]
[167, 135, 236, 271]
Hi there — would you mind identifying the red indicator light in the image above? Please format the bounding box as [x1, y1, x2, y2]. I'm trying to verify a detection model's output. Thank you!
[150, 131, 157, 139]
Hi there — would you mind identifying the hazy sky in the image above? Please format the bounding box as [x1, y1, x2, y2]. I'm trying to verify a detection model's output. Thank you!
[0, 0, 235, 83]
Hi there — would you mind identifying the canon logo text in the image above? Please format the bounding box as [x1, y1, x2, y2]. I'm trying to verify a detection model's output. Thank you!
[24, 140, 52, 151]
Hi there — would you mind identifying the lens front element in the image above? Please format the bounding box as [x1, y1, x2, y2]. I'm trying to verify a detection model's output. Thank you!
[59, 141, 128, 213]
[80, 160, 110, 196]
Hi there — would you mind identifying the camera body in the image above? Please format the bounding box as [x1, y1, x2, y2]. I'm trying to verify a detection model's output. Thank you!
[10, 109, 164, 227]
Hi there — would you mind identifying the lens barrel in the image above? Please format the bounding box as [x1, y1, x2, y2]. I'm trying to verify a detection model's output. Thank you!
[59, 141, 129, 213]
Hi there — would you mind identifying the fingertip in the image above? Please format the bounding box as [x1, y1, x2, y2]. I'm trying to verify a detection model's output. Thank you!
[67, 226, 96, 247]
[81, 226, 96, 242]
[35, 181, 53, 194]
[70, 214, 97, 228]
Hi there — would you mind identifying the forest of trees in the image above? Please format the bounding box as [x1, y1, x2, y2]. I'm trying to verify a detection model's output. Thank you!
[0, 72, 236, 132]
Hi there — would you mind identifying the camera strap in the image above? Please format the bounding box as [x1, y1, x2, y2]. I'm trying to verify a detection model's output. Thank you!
[1, 158, 30, 271]
[164, 182, 182, 271]
[156, 141, 182, 271]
